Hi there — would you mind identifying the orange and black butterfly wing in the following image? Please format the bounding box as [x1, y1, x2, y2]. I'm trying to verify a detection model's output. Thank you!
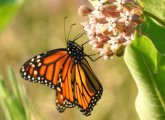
[55, 56, 76, 112]
[73, 59, 103, 116]
[55, 57, 103, 116]
[20, 48, 69, 89]
[20, 45, 103, 116]
[20, 48, 76, 112]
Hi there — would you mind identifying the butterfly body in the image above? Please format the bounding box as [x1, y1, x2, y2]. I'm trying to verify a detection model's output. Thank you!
[20, 40, 103, 116]
[67, 40, 84, 63]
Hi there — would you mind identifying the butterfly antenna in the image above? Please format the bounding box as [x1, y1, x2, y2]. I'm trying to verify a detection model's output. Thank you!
[86, 53, 102, 61]
[64, 16, 68, 42]
[81, 40, 90, 46]
[67, 23, 76, 40]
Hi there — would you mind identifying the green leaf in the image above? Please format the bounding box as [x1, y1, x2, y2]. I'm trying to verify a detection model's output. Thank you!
[124, 34, 165, 120]
[0, 67, 31, 120]
[141, 17, 165, 54]
[141, 0, 165, 27]
[0, 0, 25, 32]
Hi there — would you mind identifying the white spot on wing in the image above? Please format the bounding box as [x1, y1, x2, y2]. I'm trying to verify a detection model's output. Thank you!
[38, 63, 41, 67]
[24, 72, 26, 76]
[31, 58, 34, 62]
[28, 75, 30, 79]
[34, 70, 37, 75]
[31, 64, 35, 68]
[38, 77, 40, 80]
[37, 59, 40, 63]
[57, 87, 61, 91]
[37, 55, 41, 58]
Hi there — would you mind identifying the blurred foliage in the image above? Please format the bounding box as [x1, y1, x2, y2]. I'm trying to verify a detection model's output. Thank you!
[0, 68, 30, 120]
[125, 34, 165, 120]
[0, 0, 26, 32]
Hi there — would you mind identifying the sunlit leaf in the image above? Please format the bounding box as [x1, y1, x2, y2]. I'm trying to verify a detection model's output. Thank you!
[141, 17, 165, 54]
[141, 0, 165, 26]
[124, 34, 165, 120]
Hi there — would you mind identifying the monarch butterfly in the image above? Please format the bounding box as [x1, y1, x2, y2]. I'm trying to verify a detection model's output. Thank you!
[20, 21, 103, 116]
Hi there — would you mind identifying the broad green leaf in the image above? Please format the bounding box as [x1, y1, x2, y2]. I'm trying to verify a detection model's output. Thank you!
[141, 0, 165, 26]
[124, 35, 165, 120]
[141, 17, 165, 54]
[0, 0, 25, 32]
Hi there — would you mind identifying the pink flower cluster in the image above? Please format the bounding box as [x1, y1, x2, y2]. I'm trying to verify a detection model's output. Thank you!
[78, 0, 143, 60]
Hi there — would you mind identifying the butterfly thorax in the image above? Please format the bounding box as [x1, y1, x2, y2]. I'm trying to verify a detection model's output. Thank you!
[67, 40, 84, 63]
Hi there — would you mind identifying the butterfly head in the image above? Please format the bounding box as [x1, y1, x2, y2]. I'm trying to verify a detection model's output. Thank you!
[67, 40, 84, 63]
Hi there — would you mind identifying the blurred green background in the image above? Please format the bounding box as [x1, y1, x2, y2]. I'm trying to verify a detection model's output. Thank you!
[0, 0, 139, 120]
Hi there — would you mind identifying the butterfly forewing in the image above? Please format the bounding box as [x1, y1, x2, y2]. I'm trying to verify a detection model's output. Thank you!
[20, 48, 68, 89]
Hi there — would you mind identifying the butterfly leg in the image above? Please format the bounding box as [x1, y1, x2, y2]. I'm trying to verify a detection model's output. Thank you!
[85, 52, 102, 61]
[86, 55, 102, 61]
[73, 32, 85, 41]
[81, 33, 96, 46]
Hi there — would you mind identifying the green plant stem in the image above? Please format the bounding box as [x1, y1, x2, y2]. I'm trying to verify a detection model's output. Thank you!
[143, 10, 165, 27]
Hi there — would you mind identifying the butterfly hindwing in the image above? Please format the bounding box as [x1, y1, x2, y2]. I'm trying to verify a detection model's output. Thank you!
[55, 58, 103, 116]
[73, 59, 103, 116]
[55, 56, 76, 112]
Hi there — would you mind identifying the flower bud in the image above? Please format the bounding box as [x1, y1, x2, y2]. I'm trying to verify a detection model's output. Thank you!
[114, 44, 125, 57]
[78, 5, 92, 16]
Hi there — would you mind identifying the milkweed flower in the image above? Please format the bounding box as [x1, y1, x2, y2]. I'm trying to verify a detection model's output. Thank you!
[78, 0, 143, 60]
